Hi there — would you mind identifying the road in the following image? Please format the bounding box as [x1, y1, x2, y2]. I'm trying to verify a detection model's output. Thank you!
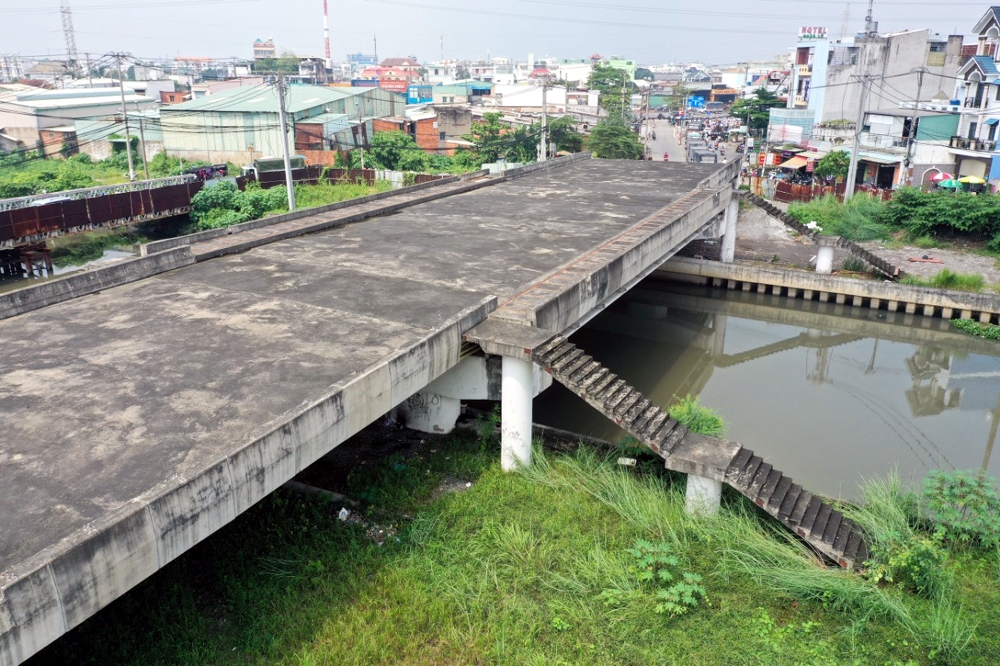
[644, 119, 686, 163]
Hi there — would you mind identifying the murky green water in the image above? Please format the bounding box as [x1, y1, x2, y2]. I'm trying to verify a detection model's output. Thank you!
[534, 280, 1000, 500]
[0, 249, 135, 295]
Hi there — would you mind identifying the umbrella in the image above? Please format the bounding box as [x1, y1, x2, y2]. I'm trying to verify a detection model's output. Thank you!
[958, 175, 986, 184]
[930, 172, 953, 182]
[937, 179, 962, 188]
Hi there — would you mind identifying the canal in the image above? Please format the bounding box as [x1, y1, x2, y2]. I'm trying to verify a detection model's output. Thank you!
[534, 277, 1000, 500]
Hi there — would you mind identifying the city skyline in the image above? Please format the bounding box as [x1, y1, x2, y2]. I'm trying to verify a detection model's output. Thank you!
[2, 0, 994, 66]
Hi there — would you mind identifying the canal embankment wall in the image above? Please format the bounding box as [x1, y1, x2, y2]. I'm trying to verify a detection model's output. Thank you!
[657, 256, 1000, 324]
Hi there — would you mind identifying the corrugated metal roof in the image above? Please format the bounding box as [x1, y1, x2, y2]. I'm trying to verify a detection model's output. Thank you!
[164, 84, 357, 114]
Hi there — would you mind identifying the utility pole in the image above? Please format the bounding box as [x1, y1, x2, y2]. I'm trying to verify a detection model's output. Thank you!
[133, 102, 150, 180]
[620, 72, 627, 121]
[844, 74, 870, 199]
[116, 55, 136, 182]
[905, 68, 924, 186]
[275, 73, 296, 211]
[539, 82, 547, 162]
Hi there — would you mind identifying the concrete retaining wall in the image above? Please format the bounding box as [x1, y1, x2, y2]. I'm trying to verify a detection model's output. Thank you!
[659, 256, 1000, 323]
[0, 295, 497, 666]
[141, 176, 461, 256]
[0, 248, 195, 321]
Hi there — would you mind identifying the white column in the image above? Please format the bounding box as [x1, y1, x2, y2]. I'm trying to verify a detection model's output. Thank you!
[685, 475, 723, 515]
[501, 356, 534, 471]
[721, 195, 738, 263]
[815, 245, 835, 274]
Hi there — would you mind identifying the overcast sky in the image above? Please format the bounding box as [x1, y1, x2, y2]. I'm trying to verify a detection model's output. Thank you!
[2, 0, 993, 66]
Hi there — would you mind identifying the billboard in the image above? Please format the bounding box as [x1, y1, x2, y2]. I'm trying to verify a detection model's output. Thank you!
[351, 79, 377, 88]
[379, 79, 408, 93]
[799, 26, 828, 40]
[687, 96, 705, 109]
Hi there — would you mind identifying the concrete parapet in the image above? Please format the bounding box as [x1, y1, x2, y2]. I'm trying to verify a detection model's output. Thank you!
[0, 248, 195, 321]
[500, 152, 592, 181]
[0, 294, 496, 666]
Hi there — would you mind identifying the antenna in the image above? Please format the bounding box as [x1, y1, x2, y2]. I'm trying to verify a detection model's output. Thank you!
[60, 0, 78, 66]
[840, 3, 851, 39]
[864, 0, 878, 36]
[323, 0, 331, 69]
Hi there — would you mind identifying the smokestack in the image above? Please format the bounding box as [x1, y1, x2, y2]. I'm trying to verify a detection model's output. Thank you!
[323, 0, 332, 69]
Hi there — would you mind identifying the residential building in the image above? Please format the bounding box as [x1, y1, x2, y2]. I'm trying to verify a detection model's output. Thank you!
[492, 84, 568, 112]
[605, 59, 637, 80]
[425, 62, 456, 85]
[433, 82, 492, 105]
[548, 60, 592, 85]
[253, 39, 276, 60]
[190, 76, 266, 99]
[23, 61, 70, 85]
[0, 55, 25, 83]
[159, 84, 405, 163]
[949, 7, 1000, 182]
[372, 105, 472, 156]
[380, 57, 421, 78]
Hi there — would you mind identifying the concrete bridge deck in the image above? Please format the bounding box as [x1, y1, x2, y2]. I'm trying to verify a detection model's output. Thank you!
[0, 157, 736, 664]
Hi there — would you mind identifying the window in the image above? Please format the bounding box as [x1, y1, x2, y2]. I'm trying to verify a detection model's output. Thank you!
[969, 121, 979, 140]
[439, 131, 446, 140]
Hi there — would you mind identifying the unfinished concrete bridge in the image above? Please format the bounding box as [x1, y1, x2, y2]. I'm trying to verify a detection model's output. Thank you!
[0, 155, 859, 664]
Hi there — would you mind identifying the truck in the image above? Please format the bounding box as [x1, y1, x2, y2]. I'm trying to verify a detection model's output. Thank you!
[241, 155, 307, 180]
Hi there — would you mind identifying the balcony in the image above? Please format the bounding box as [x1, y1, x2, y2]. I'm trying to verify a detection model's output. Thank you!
[949, 136, 997, 152]
[964, 97, 985, 109]
[797, 65, 811, 77]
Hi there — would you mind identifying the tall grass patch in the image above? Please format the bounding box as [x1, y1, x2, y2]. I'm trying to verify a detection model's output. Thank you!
[788, 194, 890, 241]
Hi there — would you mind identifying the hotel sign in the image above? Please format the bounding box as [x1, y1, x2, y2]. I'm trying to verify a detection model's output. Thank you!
[799, 27, 828, 40]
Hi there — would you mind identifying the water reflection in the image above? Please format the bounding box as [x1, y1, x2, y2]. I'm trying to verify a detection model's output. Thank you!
[534, 281, 1000, 499]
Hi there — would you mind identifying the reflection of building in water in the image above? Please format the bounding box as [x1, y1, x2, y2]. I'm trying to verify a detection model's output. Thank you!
[905, 347, 962, 416]
[904, 346, 1000, 417]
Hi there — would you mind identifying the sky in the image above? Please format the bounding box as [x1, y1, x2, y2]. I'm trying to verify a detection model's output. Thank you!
[1, 0, 995, 66]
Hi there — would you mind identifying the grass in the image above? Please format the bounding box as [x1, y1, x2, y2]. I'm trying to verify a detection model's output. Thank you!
[900, 269, 987, 292]
[30, 433, 1000, 665]
[787, 194, 891, 242]
[292, 180, 393, 209]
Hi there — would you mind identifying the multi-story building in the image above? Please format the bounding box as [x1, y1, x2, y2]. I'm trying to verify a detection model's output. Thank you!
[253, 39, 276, 60]
[949, 7, 1000, 182]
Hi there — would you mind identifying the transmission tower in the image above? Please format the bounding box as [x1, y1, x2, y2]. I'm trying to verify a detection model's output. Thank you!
[61, 0, 79, 66]
[839, 3, 851, 39]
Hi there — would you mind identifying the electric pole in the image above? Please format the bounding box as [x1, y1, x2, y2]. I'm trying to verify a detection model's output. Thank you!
[539, 82, 547, 162]
[116, 55, 136, 182]
[844, 74, 870, 199]
[905, 68, 924, 186]
[275, 73, 297, 211]
[134, 102, 150, 180]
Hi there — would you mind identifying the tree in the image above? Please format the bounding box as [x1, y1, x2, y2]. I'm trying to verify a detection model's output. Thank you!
[368, 130, 424, 170]
[729, 87, 785, 134]
[546, 116, 584, 153]
[464, 112, 508, 163]
[587, 64, 636, 121]
[814, 149, 850, 181]
[455, 64, 470, 80]
[254, 50, 299, 75]
[586, 117, 644, 160]
[634, 67, 654, 82]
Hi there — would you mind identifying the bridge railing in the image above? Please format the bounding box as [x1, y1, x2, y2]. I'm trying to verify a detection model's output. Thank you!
[0, 175, 198, 212]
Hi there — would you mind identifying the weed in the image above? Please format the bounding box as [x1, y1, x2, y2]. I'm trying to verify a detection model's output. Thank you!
[900, 270, 986, 292]
[48, 229, 139, 267]
[840, 255, 869, 273]
[668, 394, 726, 437]
[923, 470, 1000, 549]
[952, 318, 1000, 340]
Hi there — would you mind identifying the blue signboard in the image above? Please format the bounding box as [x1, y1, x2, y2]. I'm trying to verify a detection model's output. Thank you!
[687, 96, 705, 109]
[407, 85, 433, 105]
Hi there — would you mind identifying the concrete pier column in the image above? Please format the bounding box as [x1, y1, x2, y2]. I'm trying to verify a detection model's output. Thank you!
[685, 474, 723, 515]
[396, 392, 461, 434]
[501, 355, 534, 471]
[720, 195, 738, 263]
[815, 237, 837, 275]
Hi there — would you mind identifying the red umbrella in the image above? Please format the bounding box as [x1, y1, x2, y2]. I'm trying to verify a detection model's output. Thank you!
[930, 172, 953, 182]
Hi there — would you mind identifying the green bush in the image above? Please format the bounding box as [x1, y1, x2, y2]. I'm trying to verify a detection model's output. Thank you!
[923, 471, 1000, 548]
[668, 395, 725, 437]
[880, 187, 1000, 239]
[189, 180, 240, 223]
